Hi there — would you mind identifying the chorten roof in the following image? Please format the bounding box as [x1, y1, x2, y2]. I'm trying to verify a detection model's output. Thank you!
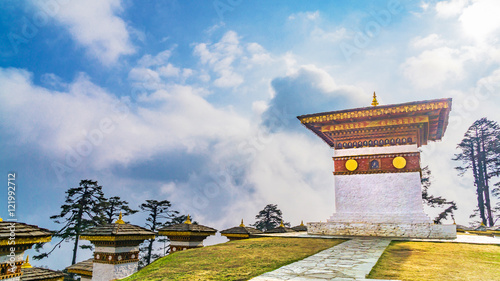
[80, 214, 155, 242]
[80, 223, 155, 241]
[21, 267, 64, 281]
[66, 258, 93, 277]
[265, 221, 296, 233]
[158, 215, 217, 236]
[297, 97, 452, 148]
[220, 220, 263, 236]
[0, 221, 52, 246]
[291, 221, 307, 232]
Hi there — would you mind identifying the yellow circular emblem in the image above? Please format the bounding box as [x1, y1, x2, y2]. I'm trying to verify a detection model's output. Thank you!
[393, 156, 407, 169]
[345, 159, 358, 171]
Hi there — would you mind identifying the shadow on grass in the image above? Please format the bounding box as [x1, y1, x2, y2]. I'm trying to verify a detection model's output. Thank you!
[367, 241, 414, 280]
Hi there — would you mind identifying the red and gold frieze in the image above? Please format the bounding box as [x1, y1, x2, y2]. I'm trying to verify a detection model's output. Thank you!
[93, 251, 139, 264]
[320, 116, 428, 132]
[333, 152, 420, 175]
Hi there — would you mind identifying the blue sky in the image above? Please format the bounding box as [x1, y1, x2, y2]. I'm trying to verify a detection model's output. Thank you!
[1, 0, 500, 270]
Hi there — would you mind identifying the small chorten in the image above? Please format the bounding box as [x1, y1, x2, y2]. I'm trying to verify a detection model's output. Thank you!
[220, 219, 263, 241]
[371, 92, 379, 106]
[21, 255, 32, 269]
[79, 213, 155, 281]
[265, 220, 296, 233]
[158, 215, 217, 252]
[292, 220, 307, 232]
[0, 220, 55, 280]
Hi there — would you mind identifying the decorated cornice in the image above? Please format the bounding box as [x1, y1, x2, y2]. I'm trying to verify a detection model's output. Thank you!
[158, 231, 215, 237]
[220, 233, 249, 238]
[333, 152, 420, 160]
[80, 234, 155, 242]
[94, 251, 139, 265]
[297, 98, 452, 148]
[0, 236, 51, 246]
[66, 269, 92, 277]
[299, 100, 450, 124]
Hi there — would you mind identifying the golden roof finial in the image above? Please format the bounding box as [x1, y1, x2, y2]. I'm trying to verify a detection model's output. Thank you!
[279, 220, 284, 227]
[239, 219, 245, 227]
[184, 215, 192, 224]
[0, 217, 3, 222]
[300, 220, 304, 226]
[371, 92, 379, 106]
[115, 212, 125, 224]
[22, 255, 32, 269]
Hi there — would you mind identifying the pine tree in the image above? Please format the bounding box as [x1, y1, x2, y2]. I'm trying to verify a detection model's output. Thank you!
[421, 166, 457, 224]
[139, 200, 179, 266]
[101, 196, 138, 224]
[252, 204, 290, 232]
[34, 180, 106, 265]
[453, 118, 500, 226]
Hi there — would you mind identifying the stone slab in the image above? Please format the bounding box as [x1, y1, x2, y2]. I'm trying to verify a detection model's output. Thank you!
[308, 222, 456, 239]
[250, 238, 393, 281]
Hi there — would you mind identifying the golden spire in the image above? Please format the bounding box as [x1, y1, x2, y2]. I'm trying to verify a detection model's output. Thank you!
[0, 217, 3, 222]
[115, 212, 125, 224]
[279, 220, 284, 227]
[300, 220, 304, 226]
[371, 92, 379, 106]
[22, 255, 32, 269]
[184, 215, 192, 224]
[239, 219, 245, 227]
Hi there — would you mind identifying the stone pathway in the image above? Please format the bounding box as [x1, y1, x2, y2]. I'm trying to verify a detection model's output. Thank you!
[250, 237, 393, 281]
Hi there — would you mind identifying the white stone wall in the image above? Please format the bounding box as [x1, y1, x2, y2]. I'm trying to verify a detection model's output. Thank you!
[4, 277, 20, 281]
[81, 276, 92, 281]
[0, 252, 24, 263]
[170, 241, 203, 247]
[331, 172, 431, 224]
[95, 245, 139, 253]
[92, 262, 138, 281]
[308, 222, 457, 239]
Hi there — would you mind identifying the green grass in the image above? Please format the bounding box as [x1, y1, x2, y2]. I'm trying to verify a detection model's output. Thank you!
[121, 237, 345, 281]
[368, 241, 500, 281]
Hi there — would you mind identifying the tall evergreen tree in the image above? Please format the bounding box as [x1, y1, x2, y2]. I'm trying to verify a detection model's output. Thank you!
[252, 204, 289, 232]
[421, 166, 457, 224]
[453, 118, 500, 226]
[101, 196, 138, 224]
[34, 180, 106, 265]
[139, 200, 179, 266]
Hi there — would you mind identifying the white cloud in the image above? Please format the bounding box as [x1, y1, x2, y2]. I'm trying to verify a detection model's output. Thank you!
[435, 0, 471, 18]
[401, 47, 466, 88]
[311, 27, 348, 43]
[410, 33, 446, 49]
[0, 68, 249, 170]
[137, 49, 172, 67]
[288, 11, 320, 21]
[34, 0, 135, 66]
[193, 31, 245, 88]
[459, 0, 500, 42]
[158, 64, 180, 77]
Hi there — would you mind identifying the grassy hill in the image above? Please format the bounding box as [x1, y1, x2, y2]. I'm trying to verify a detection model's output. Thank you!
[122, 236, 500, 281]
[368, 241, 500, 281]
[121, 237, 345, 281]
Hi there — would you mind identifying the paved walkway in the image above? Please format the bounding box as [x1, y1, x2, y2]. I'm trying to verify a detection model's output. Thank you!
[250, 237, 393, 281]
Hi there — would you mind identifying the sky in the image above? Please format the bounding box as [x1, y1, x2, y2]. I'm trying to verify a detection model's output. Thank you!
[1, 0, 500, 270]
